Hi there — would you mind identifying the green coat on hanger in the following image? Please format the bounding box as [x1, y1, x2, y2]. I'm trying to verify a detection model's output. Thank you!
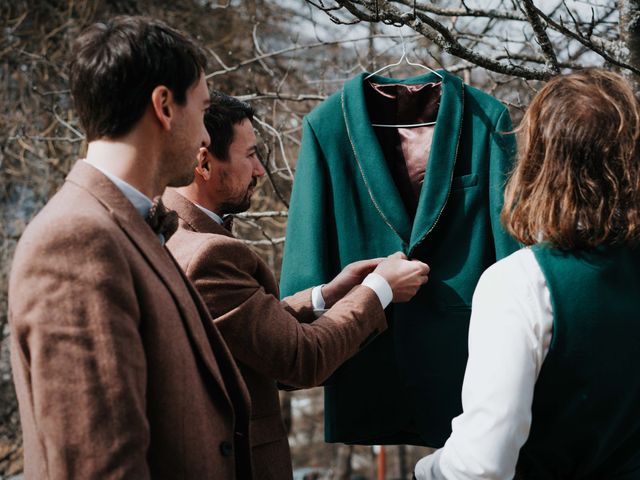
[281, 69, 519, 447]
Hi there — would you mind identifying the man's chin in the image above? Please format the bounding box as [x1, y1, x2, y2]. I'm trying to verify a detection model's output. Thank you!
[167, 170, 196, 188]
[219, 198, 251, 215]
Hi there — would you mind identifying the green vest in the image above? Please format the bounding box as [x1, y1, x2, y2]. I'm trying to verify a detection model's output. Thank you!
[519, 244, 640, 478]
[281, 70, 519, 446]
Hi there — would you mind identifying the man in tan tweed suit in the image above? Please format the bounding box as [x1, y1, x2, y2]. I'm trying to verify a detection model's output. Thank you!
[9, 18, 253, 479]
[164, 91, 430, 479]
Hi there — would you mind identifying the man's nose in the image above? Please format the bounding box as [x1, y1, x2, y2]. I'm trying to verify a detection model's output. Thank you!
[202, 128, 211, 149]
[254, 158, 266, 177]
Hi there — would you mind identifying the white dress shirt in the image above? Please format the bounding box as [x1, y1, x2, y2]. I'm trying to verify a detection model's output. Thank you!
[84, 161, 171, 244]
[414, 247, 553, 480]
[312, 272, 393, 313]
[87, 161, 153, 218]
[194, 202, 227, 226]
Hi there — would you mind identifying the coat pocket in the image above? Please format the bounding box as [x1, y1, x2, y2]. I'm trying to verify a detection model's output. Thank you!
[451, 173, 478, 190]
[251, 413, 287, 446]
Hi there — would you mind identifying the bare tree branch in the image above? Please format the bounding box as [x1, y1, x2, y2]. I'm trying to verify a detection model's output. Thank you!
[334, 0, 554, 79]
[206, 34, 409, 78]
[522, 0, 560, 74]
[234, 211, 288, 219]
[307, 0, 640, 78]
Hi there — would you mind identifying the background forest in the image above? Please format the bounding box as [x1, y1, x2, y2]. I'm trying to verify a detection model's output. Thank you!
[1, 0, 638, 478]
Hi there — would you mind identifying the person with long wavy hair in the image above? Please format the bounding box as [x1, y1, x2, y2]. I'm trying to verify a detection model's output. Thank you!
[414, 69, 640, 479]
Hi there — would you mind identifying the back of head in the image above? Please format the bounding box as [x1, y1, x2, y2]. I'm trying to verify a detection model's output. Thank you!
[69, 16, 207, 142]
[502, 69, 640, 249]
[204, 91, 255, 161]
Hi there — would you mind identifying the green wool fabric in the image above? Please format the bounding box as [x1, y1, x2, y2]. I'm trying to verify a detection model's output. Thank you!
[518, 245, 640, 478]
[280, 70, 519, 446]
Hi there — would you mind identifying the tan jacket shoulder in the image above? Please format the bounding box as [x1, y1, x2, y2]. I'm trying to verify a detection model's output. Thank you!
[164, 190, 388, 389]
[10, 163, 252, 480]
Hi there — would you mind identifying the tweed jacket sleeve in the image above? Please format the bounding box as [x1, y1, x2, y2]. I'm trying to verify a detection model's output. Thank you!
[278, 287, 318, 324]
[9, 216, 150, 480]
[182, 234, 387, 389]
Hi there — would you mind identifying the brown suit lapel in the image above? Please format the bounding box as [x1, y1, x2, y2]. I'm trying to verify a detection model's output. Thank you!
[165, 252, 252, 418]
[164, 188, 281, 298]
[65, 161, 240, 408]
[163, 188, 232, 237]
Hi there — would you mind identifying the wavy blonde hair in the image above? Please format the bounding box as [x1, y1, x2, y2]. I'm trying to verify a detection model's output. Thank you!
[502, 69, 640, 249]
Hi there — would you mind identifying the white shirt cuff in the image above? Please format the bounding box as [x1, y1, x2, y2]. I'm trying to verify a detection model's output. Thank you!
[311, 273, 392, 315]
[311, 285, 326, 311]
[414, 450, 439, 479]
[362, 272, 393, 309]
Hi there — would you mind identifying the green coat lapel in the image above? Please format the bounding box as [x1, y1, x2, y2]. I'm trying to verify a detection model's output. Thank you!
[410, 71, 463, 251]
[341, 70, 464, 250]
[342, 73, 412, 244]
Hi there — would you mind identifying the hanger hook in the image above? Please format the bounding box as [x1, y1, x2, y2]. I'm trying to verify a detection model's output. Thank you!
[400, 26, 406, 59]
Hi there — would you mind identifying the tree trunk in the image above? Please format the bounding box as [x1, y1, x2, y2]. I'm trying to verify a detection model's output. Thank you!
[334, 444, 353, 480]
[620, 0, 640, 90]
[280, 391, 292, 435]
[398, 444, 407, 479]
[369, 22, 377, 72]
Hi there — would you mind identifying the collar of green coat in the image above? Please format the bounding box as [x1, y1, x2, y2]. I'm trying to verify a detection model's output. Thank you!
[341, 70, 464, 250]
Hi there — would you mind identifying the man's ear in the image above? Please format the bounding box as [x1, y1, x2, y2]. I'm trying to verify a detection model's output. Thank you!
[195, 147, 211, 181]
[150, 85, 174, 131]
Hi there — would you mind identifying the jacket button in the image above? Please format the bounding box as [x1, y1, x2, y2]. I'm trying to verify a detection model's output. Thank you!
[219, 440, 233, 457]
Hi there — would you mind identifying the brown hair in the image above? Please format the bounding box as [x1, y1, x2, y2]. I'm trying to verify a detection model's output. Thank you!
[501, 69, 640, 249]
[69, 16, 207, 142]
[205, 91, 255, 161]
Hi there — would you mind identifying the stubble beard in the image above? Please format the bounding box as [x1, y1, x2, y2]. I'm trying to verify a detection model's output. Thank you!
[165, 137, 198, 188]
[167, 164, 196, 188]
[219, 195, 251, 215]
[219, 178, 257, 214]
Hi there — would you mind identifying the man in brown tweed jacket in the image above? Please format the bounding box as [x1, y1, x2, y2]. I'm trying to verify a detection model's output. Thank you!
[9, 17, 253, 479]
[164, 91, 430, 479]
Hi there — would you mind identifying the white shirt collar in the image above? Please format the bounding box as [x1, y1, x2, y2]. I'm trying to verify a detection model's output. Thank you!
[85, 160, 153, 219]
[194, 203, 224, 225]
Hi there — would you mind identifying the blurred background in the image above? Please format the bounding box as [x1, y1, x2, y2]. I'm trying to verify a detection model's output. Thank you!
[1, 0, 636, 477]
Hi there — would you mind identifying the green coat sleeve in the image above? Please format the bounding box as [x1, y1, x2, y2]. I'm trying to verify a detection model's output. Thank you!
[280, 118, 333, 297]
[489, 108, 520, 259]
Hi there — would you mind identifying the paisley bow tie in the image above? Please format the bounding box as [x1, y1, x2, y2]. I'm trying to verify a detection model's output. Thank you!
[222, 215, 234, 232]
[146, 197, 178, 243]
